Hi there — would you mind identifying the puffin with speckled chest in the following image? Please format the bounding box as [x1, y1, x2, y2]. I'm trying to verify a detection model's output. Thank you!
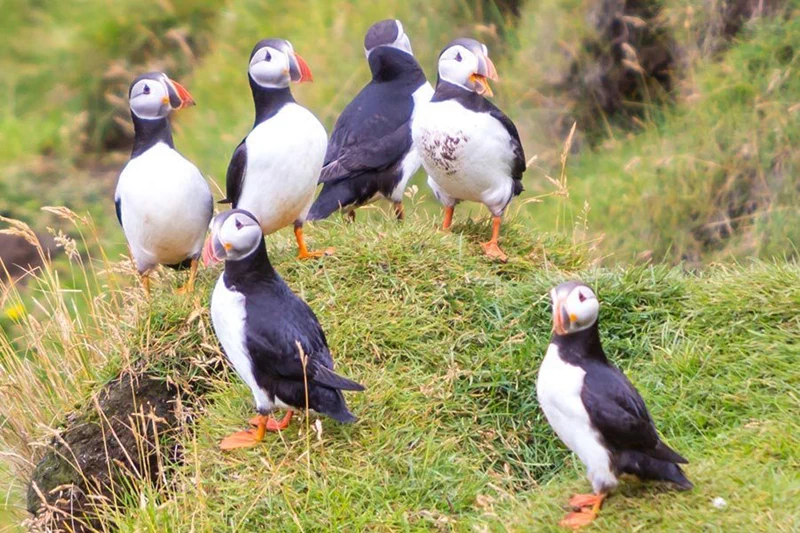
[412, 38, 525, 262]
[537, 281, 692, 528]
[307, 19, 433, 223]
[215, 39, 329, 260]
[114, 72, 213, 294]
[204, 209, 365, 450]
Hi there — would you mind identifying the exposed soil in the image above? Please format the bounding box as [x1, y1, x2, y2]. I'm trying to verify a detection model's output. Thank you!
[26, 371, 185, 532]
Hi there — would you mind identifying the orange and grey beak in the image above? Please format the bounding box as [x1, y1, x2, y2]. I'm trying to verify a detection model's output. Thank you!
[552, 295, 572, 336]
[166, 79, 196, 110]
[470, 53, 498, 97]
[289, 52, 313, 83]
[201, 233, 228, 267]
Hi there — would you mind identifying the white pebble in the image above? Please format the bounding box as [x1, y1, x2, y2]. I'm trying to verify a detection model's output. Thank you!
[712, 497, 727, 509]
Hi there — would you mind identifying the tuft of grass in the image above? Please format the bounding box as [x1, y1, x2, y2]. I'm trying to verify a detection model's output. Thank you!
[2, 209, 798, 530]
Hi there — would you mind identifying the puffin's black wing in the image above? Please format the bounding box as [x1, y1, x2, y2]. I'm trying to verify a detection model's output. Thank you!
[114, 197, 123, 228]
[245, 290, 364, 391]
[319, 85, 414, 185]
[220, 139, 247, 206]
[488, 105, 526, 187]
[581, 362, 687, 464]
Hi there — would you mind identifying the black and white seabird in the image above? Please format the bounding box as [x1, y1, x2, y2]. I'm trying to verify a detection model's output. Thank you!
[204, 209, 365, 450]
[412, 38, 525, 262]
[217, 39, 329, 260]
[307, 19, 433, 222]
[537, 282, 692, 528]
[114, 72, 212, 294]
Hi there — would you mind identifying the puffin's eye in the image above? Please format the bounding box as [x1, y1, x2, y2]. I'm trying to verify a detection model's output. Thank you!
[578, 291, 587, 303]
[455, 52, 462, 62]
[143, 84, 150, 95]
[265, 51, 272, 62]
[234, 219, 243, 230]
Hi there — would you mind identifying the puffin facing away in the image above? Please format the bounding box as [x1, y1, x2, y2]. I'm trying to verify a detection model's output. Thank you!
[217, 39, 329, 260]
[307, 19, 433, 222]
[204, 209, 365, 450]
[537, 282, 692, 528]
[412, 38, 525, 262]
[114, 72, 212, 294]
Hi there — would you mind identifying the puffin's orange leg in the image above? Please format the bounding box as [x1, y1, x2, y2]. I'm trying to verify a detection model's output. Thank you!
[176, 258, 198, 294]
[480, 216, 508, 262]
[393, 201, 405, 221]
[249, 411, 294, 431]
[442, 206, 454, 231]
[220, 416, 268, 450]
[560, 493, 606, 529]
[140, 273, 151, 297]
[295, 225, 334, 260]
[265, 411, 294, 432]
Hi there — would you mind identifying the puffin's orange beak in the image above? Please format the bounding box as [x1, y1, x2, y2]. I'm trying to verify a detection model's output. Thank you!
[170, 79, 196, 109]
[470, 53, 498, 97]
[290, 52, 313, 83]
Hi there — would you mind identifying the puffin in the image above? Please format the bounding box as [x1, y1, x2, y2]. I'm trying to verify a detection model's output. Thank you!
[537, 281, 692, 528]
[411, 38, 525, 262]
[217, 39, 329, 260]
[306, 19, 433, 222]
[114, 72, 213, 294]
[203, 209, 365, 450]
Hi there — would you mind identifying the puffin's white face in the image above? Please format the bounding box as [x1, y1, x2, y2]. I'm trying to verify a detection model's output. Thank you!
[249, 41, 313, 89]
[128, 73, 194, 120]
[438, 40, 498, 97]
[550, 283, 599, 335]
[364, 20, 413, 58]
[203, 210, 263, 264]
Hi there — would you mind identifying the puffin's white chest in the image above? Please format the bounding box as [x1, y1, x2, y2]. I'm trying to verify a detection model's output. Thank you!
[412, 99, 513, 211]
[210, 276, 271, 412]
[389, 82, 435, 202]
[115, 143, 212, 271]
[537, 344, 617, 492]
[238, 103, 327, 233]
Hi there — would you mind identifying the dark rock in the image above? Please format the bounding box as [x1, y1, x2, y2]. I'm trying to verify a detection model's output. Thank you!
[27, 372, 182, 532]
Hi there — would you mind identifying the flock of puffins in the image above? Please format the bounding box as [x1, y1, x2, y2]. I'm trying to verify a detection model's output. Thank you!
[113, 19, 692, 528]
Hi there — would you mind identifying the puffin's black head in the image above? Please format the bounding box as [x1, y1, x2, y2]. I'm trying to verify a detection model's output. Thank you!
[364, 19, 413, 58]
[202, 209, 263, 265]
[437, 38, 498, 97]
[249, 38, 313, 89]
[128, 72, 195, 120]
[549, 281, 600, 336]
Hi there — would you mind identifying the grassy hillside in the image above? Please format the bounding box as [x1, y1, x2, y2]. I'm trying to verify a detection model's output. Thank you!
[2, 211, 798, 530]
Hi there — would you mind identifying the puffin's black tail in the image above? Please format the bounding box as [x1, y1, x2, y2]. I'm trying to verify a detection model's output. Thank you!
[311, 388, 359, 424]
[307, 182, 359, 221]
[617, 450, 693, 491]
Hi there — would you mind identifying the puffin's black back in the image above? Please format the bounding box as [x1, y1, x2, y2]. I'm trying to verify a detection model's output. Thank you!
[223, 240, 363, 421]
[307, 47, 427, 220]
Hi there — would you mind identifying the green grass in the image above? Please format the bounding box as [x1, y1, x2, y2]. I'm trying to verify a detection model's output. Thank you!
[2, 210, 797, 530]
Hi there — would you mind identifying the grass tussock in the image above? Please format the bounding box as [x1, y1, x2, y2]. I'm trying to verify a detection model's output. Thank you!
[2, 208, 798, 530]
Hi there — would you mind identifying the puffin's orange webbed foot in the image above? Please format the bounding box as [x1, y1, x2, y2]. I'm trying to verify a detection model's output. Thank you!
[297, 247, 335, 260]
[559, 493, 605, 529]
[559, 509, 597, 529]
[480, 240, 508, 262]
[567, 494, 602, 509]
[220, 429, 263, 450]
